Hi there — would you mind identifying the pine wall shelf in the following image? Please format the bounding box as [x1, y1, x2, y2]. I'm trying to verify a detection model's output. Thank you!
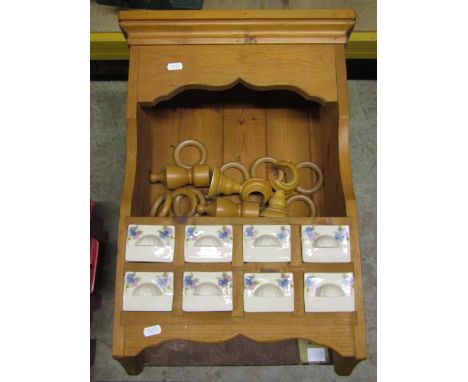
[112, 9, 367, 376]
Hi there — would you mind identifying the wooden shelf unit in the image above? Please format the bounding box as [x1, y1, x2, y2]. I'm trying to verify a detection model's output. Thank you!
[113, 10, 367, 376]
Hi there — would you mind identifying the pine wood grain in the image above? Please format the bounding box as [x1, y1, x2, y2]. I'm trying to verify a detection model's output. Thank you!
[119, 9, 356, 45]
[136, 45, 337, 105]
[141, 86, 346, 217]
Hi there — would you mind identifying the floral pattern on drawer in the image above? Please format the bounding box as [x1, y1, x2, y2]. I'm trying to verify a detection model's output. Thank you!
[243, 225, 291, 263]
[301, 225, 350, 263]
[184, 225, 233, 263]
[123, 272, 174, 312]
[125, 225, 175, 263]
[304, 273, 354, 312]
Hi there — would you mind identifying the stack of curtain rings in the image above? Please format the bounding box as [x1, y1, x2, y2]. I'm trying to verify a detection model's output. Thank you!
[149, 139, 323, 217]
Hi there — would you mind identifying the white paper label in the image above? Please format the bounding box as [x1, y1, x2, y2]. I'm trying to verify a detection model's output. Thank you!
[307, 347, 326, 363]
[167, 62, 183, 71]
[143, 324, 162, 337]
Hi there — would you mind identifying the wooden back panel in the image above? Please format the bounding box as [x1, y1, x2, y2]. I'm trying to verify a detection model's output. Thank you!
[131, 85, 346, 217]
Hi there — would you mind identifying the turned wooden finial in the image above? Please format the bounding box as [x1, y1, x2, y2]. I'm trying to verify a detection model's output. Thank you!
[260, 189, 288, 217]
[197, 197, 260, 217]
[207, 168, 243, 198]
[149, 164, 210, 190]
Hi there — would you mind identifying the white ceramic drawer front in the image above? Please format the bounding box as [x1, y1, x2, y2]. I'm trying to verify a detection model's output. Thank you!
[244, 273, 294, 312]
[182, 272, 233, 311]
[304, 272, 355, 312]
[184, 225, 233, 262]
[123, 272, 173, 311]
[301, 225, 350, 263]
[243, 225, 291, 262]
[125, 225, 175, 262]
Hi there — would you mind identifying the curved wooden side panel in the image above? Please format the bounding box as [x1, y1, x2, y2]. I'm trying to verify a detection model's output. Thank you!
[334, 45, 367, 360]
[112, 46, 141, 357]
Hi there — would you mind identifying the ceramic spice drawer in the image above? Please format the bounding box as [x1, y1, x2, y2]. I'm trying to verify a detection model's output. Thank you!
[182, 271, 233, 312]
[114, 9, 366, 377]
[123, 272, 174, 311]
[118, 216, 364, 375]
[125, 225, 175, 262]
[121, 270, 355, 313]
[243, 225, 291, 262]
[184, 225, 233, 262]
[301, 225, 351, 263]
[125, 223, 353, 264]
[244, 273, 294, 312]
[304, 272, 355, 312]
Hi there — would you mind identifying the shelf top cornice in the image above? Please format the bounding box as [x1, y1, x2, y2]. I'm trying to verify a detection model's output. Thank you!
[119, 9, 356, 46]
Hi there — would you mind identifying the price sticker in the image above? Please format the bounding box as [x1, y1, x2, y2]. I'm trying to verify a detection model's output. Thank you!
[143, 324, 162, 337]
[167, 62, 183, 71]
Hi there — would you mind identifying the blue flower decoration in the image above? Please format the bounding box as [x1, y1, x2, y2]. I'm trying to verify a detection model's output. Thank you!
[187, 227, 196, 236]
[159, 226, 173, 240]
[218, 226, 232, 241]
[342, 274, 354, 288]
[186, 226, 200, 241]
[304, 227, 316, 240]
[245, 226, 257, 240]
[125, 272, 140, 288]
[305, 276, 316, 290]
[335, 226, 348, 242]
[184, 275, 194, 286]
[276, 226, 289, 242]
[156, 273, 171, 290]
[184, 273, 199, 290]
[276, 273, 291, 290]
[128, 225, 143, 240]
[217, 272, 232, 288]
[244, 275, 258, 290]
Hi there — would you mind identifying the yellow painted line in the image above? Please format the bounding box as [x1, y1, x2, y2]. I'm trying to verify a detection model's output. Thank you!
[91, 32, 129, 60]
[90, 31, 376, 60]
[347, 32, 377, 59]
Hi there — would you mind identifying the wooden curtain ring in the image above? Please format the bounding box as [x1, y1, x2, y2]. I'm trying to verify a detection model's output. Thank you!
[270, 161, 300, 192]
[149, 192, 172, 217]
[220, 162, 250, 182]
[173, 139, 208, 169]
[171, 188, 198, 216]
[240, 177, 273, 206]
[250, 156, 284, 181]
[296, 161, 323, 194]
[286, 194, 317, 217]
[173, 187, 207, 216]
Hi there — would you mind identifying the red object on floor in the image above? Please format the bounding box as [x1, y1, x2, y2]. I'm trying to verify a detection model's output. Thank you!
[90, 237, 99, 294]
[90, 197, 107, 366]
